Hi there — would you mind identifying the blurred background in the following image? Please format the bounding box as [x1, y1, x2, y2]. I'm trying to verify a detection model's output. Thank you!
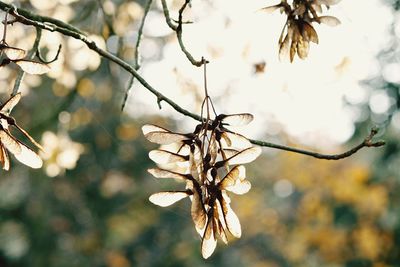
[0, 0, 399, 266]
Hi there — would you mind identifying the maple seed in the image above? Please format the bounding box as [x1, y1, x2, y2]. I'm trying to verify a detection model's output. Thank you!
[143, 111, 261, 258]
[0, 93, 43, 170]
[263, 0, 341, 62]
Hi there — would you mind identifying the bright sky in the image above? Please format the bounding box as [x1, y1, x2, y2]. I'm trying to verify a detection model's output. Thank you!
[127, 0, 393, 146]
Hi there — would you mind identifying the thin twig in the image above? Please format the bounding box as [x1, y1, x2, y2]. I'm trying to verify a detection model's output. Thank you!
[121, 0, 152, 111]
[12, 27, 42, 95]
[0, 2, 385, 160]
[97, 0, 116, 36]
[249, 128, 385, 160]
[161, 0, 204, 67]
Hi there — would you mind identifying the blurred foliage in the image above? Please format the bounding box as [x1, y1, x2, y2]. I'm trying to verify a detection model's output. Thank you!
[0, 0, 399, 267]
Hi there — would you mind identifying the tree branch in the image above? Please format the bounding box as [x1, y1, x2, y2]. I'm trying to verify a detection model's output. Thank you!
[161, 0, 204, 67]
[250, 127, 385, 160]
[121, 0, 153, 111]
[0, 1, 385, 160]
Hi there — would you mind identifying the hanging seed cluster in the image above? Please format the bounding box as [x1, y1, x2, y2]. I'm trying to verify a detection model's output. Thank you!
[0, 93, 43, 170]
[262, 0, 341, 62]
[143, 113, 261, 258]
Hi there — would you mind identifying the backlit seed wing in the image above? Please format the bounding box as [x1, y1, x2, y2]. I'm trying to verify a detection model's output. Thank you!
[279, 33, 291, 61]
[296, 37, 309, 59]
[201, 219, 217, 259]
[221, 131, 252, 149]
[0, 93, 21, 115]
[142, 124, 169, 135]
[226, 180, 251, 195]
[13, 140, 43, 169]
[147, 168, 188, 180]
[302, 22, 319, 44]
[14, 123, 44, 151]
[318, 16, 341, 26]
[291, 38, 299, 62]
[220, 165, 251, 194]
[2, 46, 26, 60]
[220, 148, 239, 160]
[215, 200, 228, 244]
[0, 129, 22, 155]
[191, 190, 207, 235]
[149, 149, 188, 164]
[149, 191, 191, 207]
[14, 60, 50, 75]
[0, 143, 10, 170]
[220, 165, 242, 187]
[224, 146, 262, 166]
[144, 131, 188, 145]
[221, 196, 242, 238]
[220, 113, 254, 126]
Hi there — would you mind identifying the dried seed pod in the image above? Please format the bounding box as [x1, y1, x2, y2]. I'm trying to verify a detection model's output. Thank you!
[261, 0, 341, 61]
[144, 108, 261, 259]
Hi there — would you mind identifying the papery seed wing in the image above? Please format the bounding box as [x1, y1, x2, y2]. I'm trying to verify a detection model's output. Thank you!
[318, 16, 341, 26]
[14, 123, 44, 151]
[220, 165, 242, 188]
[303, 22, 319, 44]
[0, 93, 21, 115]
[191, 190, 207, 235]
[279, 33, 291, 61]
[2, 46, 26, 60]
[14, 60, 51, 75]
[215, 200, 228, 244]
[224, 146, 262, 166]
[220, 113, 254, 126]
[260, 5, 280, 13]
[149, 191, 191, 207]
[227, 180, 251, 195]
[13, 140, 43, 169]
[296, 37, 309, 59]
[147, 168, 188, 180]
[144, 131, 188, 145]
[221, 148, 239, 160]
[0, 142, 10, 170]
[221, 131, 252, 149]
[221, 196, 242, 238]
[149, 149, 188, 164]
[201, 219, 217, 259]
[142, 124, 169, 135]
[0, 129, 22, 155]
[220, 165, 251, 194]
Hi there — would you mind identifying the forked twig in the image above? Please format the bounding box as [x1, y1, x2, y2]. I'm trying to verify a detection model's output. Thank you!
[161, 0, 204, 67]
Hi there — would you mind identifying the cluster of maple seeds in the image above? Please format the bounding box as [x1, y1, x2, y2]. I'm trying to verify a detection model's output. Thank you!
[143, 112, 262, 258]
[0, 12, 50, 171]
[262, 0, 341, 62]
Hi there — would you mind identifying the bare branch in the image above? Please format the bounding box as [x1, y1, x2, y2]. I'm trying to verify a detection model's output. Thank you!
[0, 2, 385, 160]
[161, 0, 204, 67]
[121, 0, 153, 111]
[249, 127, 385, 160]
